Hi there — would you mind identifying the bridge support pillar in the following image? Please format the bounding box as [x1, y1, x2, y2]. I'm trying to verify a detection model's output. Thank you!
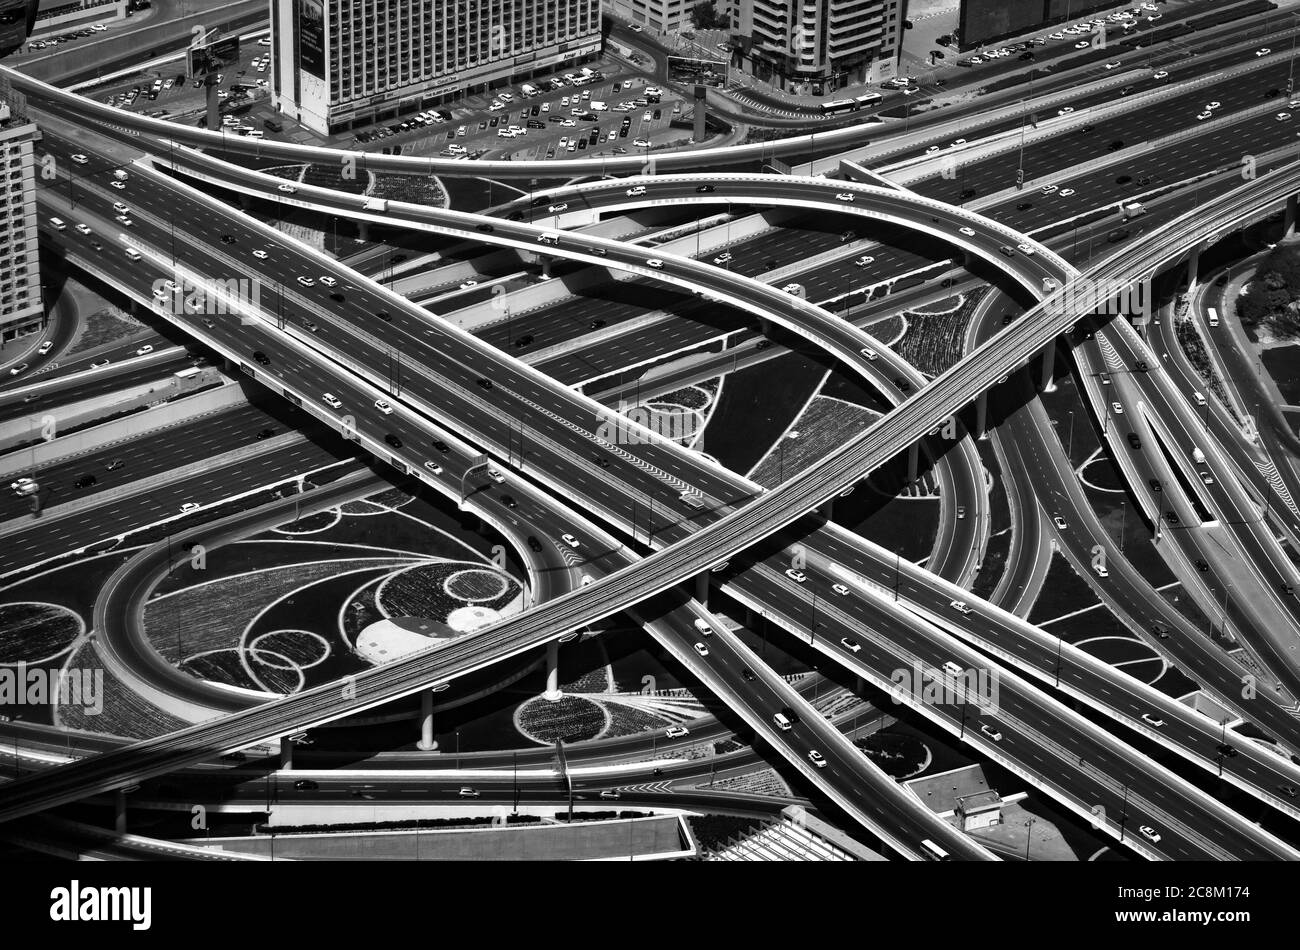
[417, 688, 439, 751]
[907, 442, 919, 484]
[543, 641, 562, 701]
[819, 498, 833, 521]
[280, 738, 294, 771]
[357, 220, 370, 242]
[1040, 342, 1057, 393]
[1187, 244, 1201, 289]
[694, 571, 709, 607]
[541, 257, 552, 279]
[974, 391, 988, 440]
[114, 789, 128, 835]
[1287, 195, 1298, 237]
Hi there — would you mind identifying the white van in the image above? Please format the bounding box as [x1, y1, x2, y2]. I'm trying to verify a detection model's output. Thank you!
[942, 661, 964, 678]
[48, 217, 66, 230]
[124, 248, 142, 261]
[693, 618, 714, 637]
[773, 712, 793, 731]
[537, 231, 559, 246]
[1192, 391, 1206, 406]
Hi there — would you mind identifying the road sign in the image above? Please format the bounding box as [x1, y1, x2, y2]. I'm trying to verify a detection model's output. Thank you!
[188, 34, 240, 81]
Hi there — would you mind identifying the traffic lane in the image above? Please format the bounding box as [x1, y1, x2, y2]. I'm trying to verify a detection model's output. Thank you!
[0, 355, 194, 424]
[733, 562, 1240, 859]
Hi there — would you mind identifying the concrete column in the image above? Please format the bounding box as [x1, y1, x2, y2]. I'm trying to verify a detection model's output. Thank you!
[417, 688, 439, 751]
[907, 442, 919, 484]
[358, 220, 370, 242]
[543, 641, 561, 701]
[759, 317, 773, 337]
[541, 257, 552, 279]
[694, 571, 709, 607]
[1286, 195, 1298, 237]
[1187, 243, 1201, 288]
[205, 81, 219, 133]
[114, 789, 127, 835]
[280, 738, 294, 771]
[819, 498, 834, 521]
[974, 391, 988, 440]
[1040, 342, 1057, 393]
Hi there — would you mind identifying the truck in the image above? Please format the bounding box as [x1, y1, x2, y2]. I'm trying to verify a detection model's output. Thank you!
[589, 100, 609, 111]
[1192, 447, 1206, 464]
[363, 197, 388, 212]
[1122, 201, 1146, 219]
[112, 169, 129, 182]
[520, 83, 538, 97]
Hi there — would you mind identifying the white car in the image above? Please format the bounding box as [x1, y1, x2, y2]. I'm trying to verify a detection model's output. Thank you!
[1141, 713, 1165, 728]
[1153, 69, 1168, 79]
[423, 461, 443, 475]
[253, 249, 268, 260]
[115, 215, 133, 226]
[926, 145, 941, 154]
[1104, 61, 1121, 69]
[713, 252, 733, 265]
[319, 276, 337, 287]
[1111, 401, 1124, 415]
[840, 637, 861, 653]
[71, 153, 89, 164]
[664, 725, 688, 738]
[950, 599, 973, 615]
[633, 138, 651, 147]
[1196, 111, 1213, 121]
[75, 223, 92, 235]
[1017, 243, 1036, 255]
[646, 259, 664, 269]
[321, 393, 342, 409]
[626, 185, 646, 197]
[807, 750, 827, 769]
[1278, 112, 1293, 122]
[374, 399, 394, 414]
[832, 583, 850, 596]
[37, 341, 53, 355]
[1206, 101, 1221, 110]
[834, 192, 855, 202]
[693, 642, 710, 657]
[1074, 40, 1089, 49]
[548, 203, 568, 213]
[110, 179, 127, 190]
[785, 568, 807, 583]
[561, 533, 581, 548]
[980, 724, 1003, 741]
[1257, 48, 1272, 57]
[277, 183, 297, 193]
[487, 468, 506, 484]
[459, 279, 479, 289]
[1057, 106, 1075, 116]
[1040, 184, 1058, 194]
[1053, 516, 1068, 530]
[854, 255, 875, 267]
[951, 138, 967, 146]
[958, 226, 976, 237]
[1139, 825, 1161, 843]
[179, 502, 201, 514]
[135, 344, 154, 356]
[296, 276, 315, 287]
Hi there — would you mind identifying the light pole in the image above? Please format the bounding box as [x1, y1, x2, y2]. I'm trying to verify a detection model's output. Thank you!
[1024, 817, 1036, 861]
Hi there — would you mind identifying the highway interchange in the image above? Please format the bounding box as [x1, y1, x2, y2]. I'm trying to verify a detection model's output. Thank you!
[6, 5, 1300, 865]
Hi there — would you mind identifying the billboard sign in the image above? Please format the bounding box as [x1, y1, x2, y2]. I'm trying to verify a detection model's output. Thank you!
[298, 0, 325, 79]
[187, 35, 240, 80]
[667, 55, 727, 88]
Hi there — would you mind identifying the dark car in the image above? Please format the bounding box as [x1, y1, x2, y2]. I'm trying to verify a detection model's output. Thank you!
[476, 378, 493, 390]
[220, 751, 246, 762]
[756, 339, 772, 350]
[477, 223, 495, 233]
[741, 668, 757, 681]
[1015, 202, 1033, 211]
[1217, 743, 1238, 758]
[1108, 140, 1125, 152]
[385, 433, 403, 449]
[589, 319, 606, 330]
[220, 234, 236, 245]
[1134, 360, 1149, 372]
[255, 427, 276, 440]
[1149, 478, 1162, 492]
[1127, 433, 1141, 450]
[501, 494, 518, 509]
[594, 456, 610, 468]
[376, 310, 392, 322]
[1107, 228, 1130, 243]
[74, 474, 97, 489]
[264, 118, 283, 132]
[432, 439, 450, 453]
[1196, 559, 1209, 573]
[895, 378, 911, 392]
[696, 184, 715, 193]
[958, 188, 977, 200]
[1115, 175, 1132, 186]
[252, 351, 270, 366]
[294, 779, 319, 791]
[1165, 510, 1179, 524]
[1282, 582, 1294, 596]
[1001, 313, 1013, 325]
[1151, 623, 1169, 639]
[527, 535, 543, 552]
[1019, 51, 1036, 60]
[513, 334, 534, 348]
[105, 459, 124, 471]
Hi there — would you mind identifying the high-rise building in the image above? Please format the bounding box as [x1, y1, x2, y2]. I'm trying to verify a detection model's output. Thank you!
[606, 0, 694, 34]
[958, 0, 1114, 50]
[270, 0, 604, 136]
[0, 101, 42, 347]
[733, 0, 903, 94]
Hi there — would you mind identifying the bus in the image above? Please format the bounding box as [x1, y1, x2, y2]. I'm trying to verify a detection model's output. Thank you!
[173, 367, 202, 380]
[819, 92, 884, 116]
[1206, 307, 1219, 327]
[920, 839, 951, 861]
